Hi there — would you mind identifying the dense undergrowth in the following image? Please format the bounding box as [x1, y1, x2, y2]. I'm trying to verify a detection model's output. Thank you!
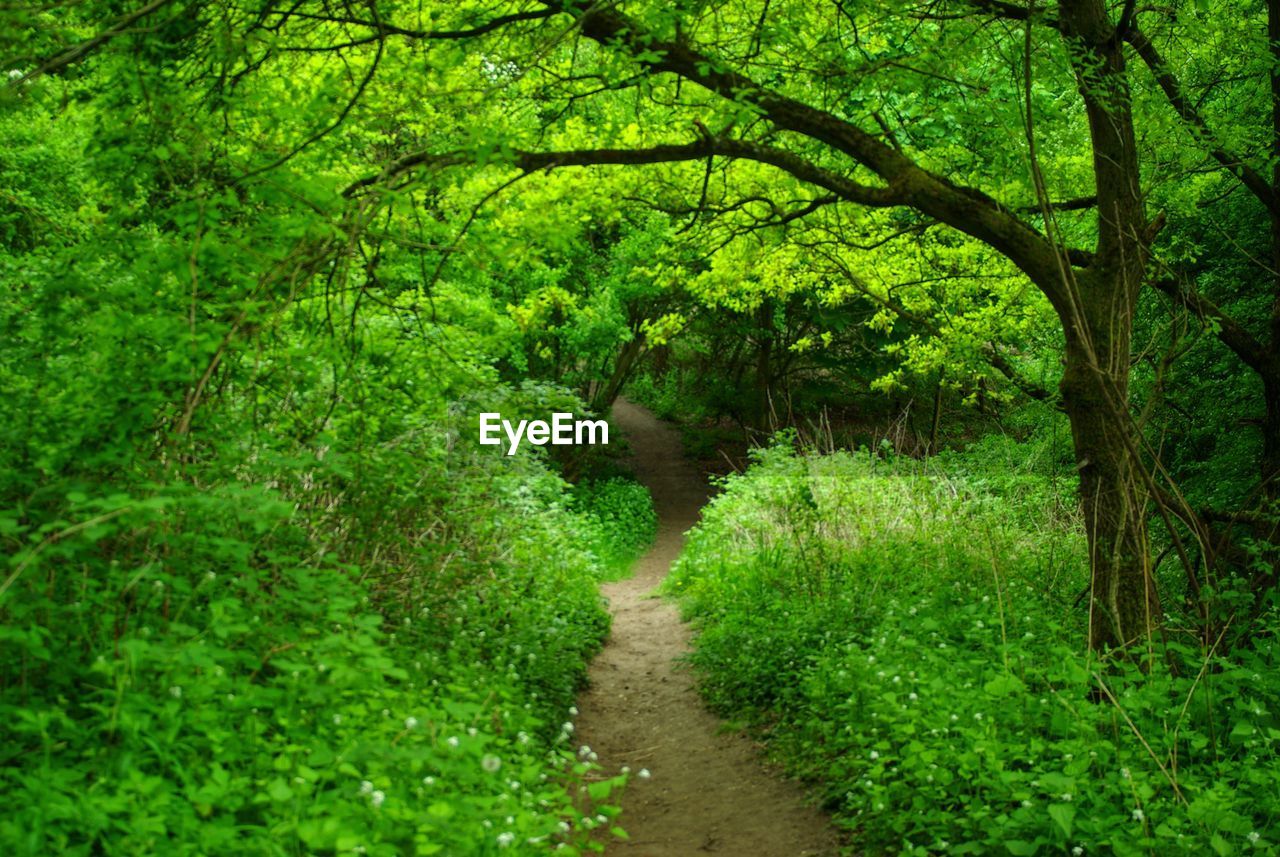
[666, 438, 1280, 856]
[0, 232, 656, 855]
[1, 428, 653, 854]
[0, 425, 653, 855]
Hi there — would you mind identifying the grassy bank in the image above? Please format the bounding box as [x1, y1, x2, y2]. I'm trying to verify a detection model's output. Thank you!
[665, 439, 1279, 856]
[0, 414, 653, 856]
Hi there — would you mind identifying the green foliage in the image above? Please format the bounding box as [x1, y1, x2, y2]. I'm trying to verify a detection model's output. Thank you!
[666, 443, 1280, 855]
[569, 477, 658, 580]
[0, 425, 648, 854]
[0, 89, 654, 855]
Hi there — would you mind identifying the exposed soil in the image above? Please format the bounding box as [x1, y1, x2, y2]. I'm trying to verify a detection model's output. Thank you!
[573, 399, 842, 857]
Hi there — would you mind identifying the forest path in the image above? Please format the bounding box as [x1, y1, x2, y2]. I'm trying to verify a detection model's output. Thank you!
[574, 399, 841, 857]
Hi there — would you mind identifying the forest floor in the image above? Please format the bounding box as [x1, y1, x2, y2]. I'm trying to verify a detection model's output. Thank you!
[574, 400, 842, 856]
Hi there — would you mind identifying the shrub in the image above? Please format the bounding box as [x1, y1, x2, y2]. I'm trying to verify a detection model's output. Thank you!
[569, 477, 658, 579]
[665, 442, 1280, 856]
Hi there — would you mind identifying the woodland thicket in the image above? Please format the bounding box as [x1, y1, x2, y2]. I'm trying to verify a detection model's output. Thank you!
[4, 0, 1280, 854]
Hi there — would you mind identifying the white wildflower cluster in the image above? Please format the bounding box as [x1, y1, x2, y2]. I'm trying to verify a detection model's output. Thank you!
[358, 780, 385, 808]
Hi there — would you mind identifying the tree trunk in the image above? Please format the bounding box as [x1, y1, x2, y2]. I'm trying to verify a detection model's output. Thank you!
[1265, 377, 1280, 499]
[591, 333, 644, 413]
[1059, 300, 1161, 650]
[927, 376, 943, 455]
[1056, 0, 1162, 650]
[755, 301, 774, 429]
[1267, 0, 1280, 500]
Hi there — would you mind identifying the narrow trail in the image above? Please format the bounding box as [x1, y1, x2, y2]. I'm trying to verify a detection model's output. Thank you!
[574, 400, 841, 857]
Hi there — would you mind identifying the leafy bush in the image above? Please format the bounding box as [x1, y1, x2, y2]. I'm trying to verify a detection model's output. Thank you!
[569, 477, 658, 579]
[665, 442, 1280, 856]
[0, 426, 644, 855]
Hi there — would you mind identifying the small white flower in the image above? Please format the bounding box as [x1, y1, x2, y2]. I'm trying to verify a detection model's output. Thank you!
[561, 722, 575, 734]
[637, 768, 651, 780]
[497, 831, 515, 848]
[423, 776, 436, 786]
[404, 716, 419, 730]
[333, 714, 342, 725]
[558, 821, 571, 833]
[621, 766, 631, 774]
[1061, 793, 1072, 802]
[168, 686, 182, 699]
[1120, 768, 1130, 779]
[370, 789, 385, 808]
[869, 750, 880, 760]
[359, 780, 373, 795]
[447, 736, 460, 748]
[1132, 809, 1144, 822]
[467, 727, 478, 736]
[482, 754, 502, 773]
[908, 692, 918, 701]
[1249, 831, 1261, 843]
[569, 706, 579, 716]
[1021, 800, 1032, 808]
[1072, 848, 1083, 856]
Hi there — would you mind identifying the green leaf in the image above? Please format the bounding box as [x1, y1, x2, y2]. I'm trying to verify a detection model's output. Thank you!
[1048, 803, 1075, 839]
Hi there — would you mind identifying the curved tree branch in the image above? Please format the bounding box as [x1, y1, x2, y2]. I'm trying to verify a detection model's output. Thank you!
[343, 134, 904, 208]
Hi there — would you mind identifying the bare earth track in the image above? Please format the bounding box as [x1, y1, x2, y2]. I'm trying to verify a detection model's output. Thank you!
[574, 400, 841, 857]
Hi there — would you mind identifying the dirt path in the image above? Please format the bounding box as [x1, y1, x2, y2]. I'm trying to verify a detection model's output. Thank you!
[574, 399, 841, 857]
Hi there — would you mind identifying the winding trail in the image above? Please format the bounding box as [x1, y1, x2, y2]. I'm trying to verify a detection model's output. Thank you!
[575, 400, 840, 856]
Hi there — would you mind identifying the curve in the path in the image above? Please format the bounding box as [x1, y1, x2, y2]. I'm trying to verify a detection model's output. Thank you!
[574, 399, 841, 857]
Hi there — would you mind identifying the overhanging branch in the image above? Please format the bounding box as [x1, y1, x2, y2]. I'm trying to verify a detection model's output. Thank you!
[1151, 277, 1272, 374]
[1124, 26, 1280, 218]
[343, 135, 902, 208]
